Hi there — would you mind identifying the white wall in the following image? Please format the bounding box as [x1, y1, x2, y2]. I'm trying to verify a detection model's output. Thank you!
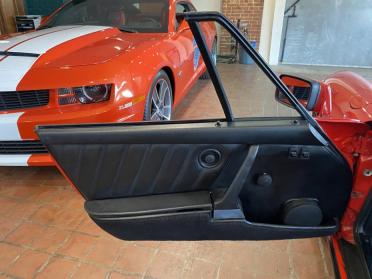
[259, 0, 286, 65]
[282, 0, 372, 67]
[191, 0, 221, 12]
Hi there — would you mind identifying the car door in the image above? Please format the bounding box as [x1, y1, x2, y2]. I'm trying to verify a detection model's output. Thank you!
[36, 12, 353, 241]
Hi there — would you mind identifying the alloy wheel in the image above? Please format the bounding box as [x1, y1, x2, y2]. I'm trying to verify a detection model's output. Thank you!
[150, 79, 172, 121]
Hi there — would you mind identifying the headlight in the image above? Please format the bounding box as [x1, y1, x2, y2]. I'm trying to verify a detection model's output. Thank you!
[58, 84, 111, 105]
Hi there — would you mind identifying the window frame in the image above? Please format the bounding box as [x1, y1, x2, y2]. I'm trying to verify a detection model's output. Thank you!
[179, 11, 321, 129]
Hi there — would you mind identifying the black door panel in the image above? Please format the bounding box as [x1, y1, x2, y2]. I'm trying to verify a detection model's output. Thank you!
[37, 119, 352, 240]
[49, 143, 244, 200]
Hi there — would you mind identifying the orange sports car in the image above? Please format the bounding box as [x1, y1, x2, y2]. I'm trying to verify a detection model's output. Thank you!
[0, 0, 216, 166]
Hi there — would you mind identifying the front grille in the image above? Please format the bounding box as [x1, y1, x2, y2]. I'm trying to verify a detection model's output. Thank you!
[0, 90, 49, 111]
[0, 141, 48, 154]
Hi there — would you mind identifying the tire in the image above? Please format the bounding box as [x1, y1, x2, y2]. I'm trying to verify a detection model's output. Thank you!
[199, 39, 217, 80]
[144, 70, 173, 121]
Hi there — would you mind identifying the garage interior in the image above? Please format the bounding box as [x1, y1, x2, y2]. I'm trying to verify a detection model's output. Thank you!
[0, 0, 371, 278]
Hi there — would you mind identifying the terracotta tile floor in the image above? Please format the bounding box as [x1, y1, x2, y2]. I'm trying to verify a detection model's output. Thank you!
[0, 64, 366, 279]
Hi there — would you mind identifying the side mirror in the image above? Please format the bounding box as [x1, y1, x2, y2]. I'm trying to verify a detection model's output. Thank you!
[276, 74, 321, 111]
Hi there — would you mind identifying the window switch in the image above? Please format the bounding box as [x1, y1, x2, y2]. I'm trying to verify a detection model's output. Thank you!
[289, 147, 299, 159]
[301, 150, 310, 160]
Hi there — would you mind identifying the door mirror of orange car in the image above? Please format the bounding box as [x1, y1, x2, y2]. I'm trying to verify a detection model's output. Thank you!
[276, 75, 321, 111]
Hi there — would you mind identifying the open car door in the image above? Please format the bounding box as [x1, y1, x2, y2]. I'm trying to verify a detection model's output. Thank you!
[36, 12, 352, 241]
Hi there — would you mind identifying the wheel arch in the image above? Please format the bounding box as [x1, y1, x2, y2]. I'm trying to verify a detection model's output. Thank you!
[161, 66, 176, 103]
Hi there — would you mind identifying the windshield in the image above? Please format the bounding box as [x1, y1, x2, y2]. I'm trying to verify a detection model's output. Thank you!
[42, 0, 169, 33]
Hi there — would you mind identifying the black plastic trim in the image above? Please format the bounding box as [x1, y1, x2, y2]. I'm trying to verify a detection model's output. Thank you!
[37, 120, 321, 146]
[85, 191, 212, 218]
[87, 206, 338, 241]
[188, 19, 234, 122]
[215, 145, 259, 210]
[0, 51, 40, 57]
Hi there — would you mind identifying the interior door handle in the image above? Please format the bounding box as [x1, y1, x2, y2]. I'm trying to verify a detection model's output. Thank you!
[213, 145, 259, 215]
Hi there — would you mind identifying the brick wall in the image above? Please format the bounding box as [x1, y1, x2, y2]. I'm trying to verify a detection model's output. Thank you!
[220, 0, 264, 55]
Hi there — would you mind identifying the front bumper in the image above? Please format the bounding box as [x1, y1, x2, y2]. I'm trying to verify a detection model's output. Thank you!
[0, 141, 52, 167]
[0, 154, 54, 167]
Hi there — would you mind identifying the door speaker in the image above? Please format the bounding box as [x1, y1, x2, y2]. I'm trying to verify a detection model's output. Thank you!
[282, 199, 323, 227]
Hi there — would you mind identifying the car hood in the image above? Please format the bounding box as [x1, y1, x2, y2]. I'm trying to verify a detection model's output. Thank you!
[0, 25, 137, 66]
[0, 25, 161, 91]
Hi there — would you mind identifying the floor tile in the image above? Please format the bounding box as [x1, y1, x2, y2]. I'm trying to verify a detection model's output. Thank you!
[35, 257, 78, 279]
[220, 241, 261, 271]
[158, 241, 192, 257]
[254, 251, 291, 279]
[292, 253, 328, 279]
[30, 204, 60, 226]
[49, 207, 85, 230]
[84, 236, 123, 267]
[45, 188, 84, 209]
[57, 232, 97, 259]
[30, 226, 71, 254]
[145, 251, 186, 279]
[72, 263, 108, 279]
[0, 217, 19, 241]
[5, 222, 45, 246]
[217, 264, 255, 279]
[115, 244, 156, 275]
[0, 197, 18, 216]
[5, 201, 40, 220]
[76, 215, 107, 237]
[189, 241, 224, 264]
[109, 272, 142, 279]
[6, 249, 50, 279]
[0, 243, 24, 271]
[183, 259, 218, 279]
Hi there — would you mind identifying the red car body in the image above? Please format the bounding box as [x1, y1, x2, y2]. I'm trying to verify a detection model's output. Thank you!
[311, 71, 371, 277]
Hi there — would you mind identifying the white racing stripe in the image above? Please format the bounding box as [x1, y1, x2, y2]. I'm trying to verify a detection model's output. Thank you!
[10, 26, 109, 54]
[0, 155, 30, 166]
[0, 112, 24, 140]
[0, 56, 39, 91]
[0, 26, 78, 52]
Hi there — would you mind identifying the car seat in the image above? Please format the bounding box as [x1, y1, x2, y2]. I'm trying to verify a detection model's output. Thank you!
[108, 10, 126, 26]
